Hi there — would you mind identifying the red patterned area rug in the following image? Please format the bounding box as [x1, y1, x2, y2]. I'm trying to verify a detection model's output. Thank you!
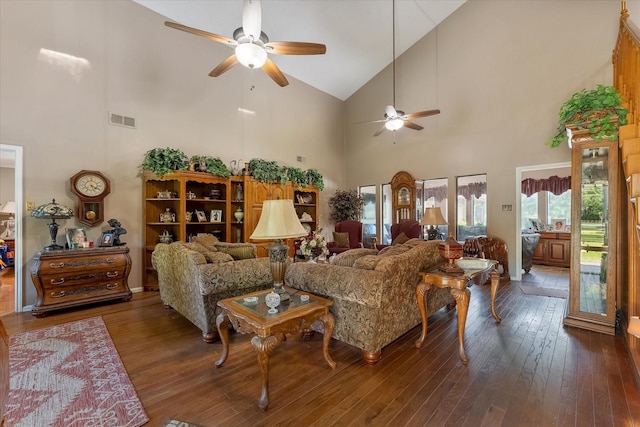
[4, 316, 148, 427]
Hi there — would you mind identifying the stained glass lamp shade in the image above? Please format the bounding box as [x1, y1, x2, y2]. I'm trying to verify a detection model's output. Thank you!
[31, 199, 74, 251]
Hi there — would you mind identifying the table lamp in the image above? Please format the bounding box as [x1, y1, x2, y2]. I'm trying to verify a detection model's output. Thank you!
[250, 199, 307, 298]
[0, 201, 16, 239]
[420, 207, 447, 240]
[31, 199, 74, 251]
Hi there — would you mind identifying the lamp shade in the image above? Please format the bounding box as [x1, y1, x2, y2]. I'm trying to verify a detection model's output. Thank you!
[250, 199, 307, 240]
[0, 201, 15, 215]
[31, 199, 73, 219]
[629, 316, 640, 338]
[420, 207, 447, 226]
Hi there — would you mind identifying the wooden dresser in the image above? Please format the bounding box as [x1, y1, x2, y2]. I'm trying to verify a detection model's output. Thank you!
[532, 231, 571, 268]
[30, 246, 132, 317]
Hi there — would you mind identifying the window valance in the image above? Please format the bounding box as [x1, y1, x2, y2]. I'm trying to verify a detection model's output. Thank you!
[457, 182, 486, 199]
[521, 175, 571, 197]
[423, 185, 448, 202]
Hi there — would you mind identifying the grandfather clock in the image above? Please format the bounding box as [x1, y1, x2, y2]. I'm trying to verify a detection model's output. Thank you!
[390, 171, 416, 223]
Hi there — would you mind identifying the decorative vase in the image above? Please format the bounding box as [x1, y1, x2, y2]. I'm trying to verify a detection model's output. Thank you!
[308, 255, 317, 264]
[265, 291, 280, 314]
[235, 183, 243, 201]
[234, 207, 244, 223]
[160, 208, 175, 223]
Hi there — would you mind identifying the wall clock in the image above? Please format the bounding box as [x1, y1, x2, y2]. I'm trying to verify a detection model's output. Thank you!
[70, 170, 111, 227]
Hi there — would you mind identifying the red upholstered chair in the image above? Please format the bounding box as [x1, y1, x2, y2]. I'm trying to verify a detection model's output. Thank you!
[376, 220, 422, 250]
[328, 220, 364, 254]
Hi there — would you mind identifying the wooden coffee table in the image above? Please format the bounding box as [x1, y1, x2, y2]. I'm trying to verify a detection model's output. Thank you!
[215, 287, 336, 410]
[415, 259, 502, 365]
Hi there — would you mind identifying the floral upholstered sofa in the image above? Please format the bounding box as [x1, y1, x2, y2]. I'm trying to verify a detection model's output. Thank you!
[151, 235, 272, 342]
[284, 239, 454, 364]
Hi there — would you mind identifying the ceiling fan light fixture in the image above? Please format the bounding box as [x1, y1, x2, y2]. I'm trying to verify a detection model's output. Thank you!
[385, 117, 404, 131]
[235, 42, 267, 69]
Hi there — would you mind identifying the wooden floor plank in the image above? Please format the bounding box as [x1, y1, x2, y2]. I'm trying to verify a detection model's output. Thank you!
[2, 266, 639, 427]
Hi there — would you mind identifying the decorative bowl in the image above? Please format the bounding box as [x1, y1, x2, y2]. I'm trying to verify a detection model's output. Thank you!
[243, 296, 258, 305]
[455, 257, 491, 270]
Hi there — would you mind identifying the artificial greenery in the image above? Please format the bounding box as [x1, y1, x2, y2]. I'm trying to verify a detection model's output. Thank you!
[248, 158, 282, 183]
[306, 169, 325, 191]
[285, 167, 307, 187]
[547, 85, 628, 148]
[190, 155, 231, 177]
[141, 147, 189, 177]
[328, 189, 364, 223]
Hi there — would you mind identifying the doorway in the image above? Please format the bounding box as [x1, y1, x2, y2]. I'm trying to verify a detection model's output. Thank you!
[0, 144, 23, 314]
[515, 162, 571, 281]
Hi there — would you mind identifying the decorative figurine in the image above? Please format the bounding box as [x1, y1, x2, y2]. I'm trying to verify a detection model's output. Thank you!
[106, 218, 127, 246]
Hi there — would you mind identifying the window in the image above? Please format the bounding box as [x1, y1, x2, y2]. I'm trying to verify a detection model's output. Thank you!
[521, 193, 538, 229]
[381, 183, 392, 245]
[416, 178, 448, 239]
[547, 190, 571, 229]
[456, 174, 487, 240]
[359, 185, 377, 248]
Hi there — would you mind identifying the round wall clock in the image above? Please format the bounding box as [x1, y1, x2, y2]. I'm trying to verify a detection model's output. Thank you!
[70, 170, 111, 227]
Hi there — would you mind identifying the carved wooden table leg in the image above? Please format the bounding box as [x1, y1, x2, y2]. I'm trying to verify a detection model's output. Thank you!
[489, 270, 502, 323]
[450, 287, 470, 365]
[319, 313, 336, 369]
[215, 313, 230, 367]
[415, 281, 431, 348]
[251, 334, 283, 411]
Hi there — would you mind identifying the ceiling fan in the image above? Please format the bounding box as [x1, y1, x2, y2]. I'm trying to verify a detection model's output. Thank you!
[369, 0, 440, 137]
[164, 0, 326, 87]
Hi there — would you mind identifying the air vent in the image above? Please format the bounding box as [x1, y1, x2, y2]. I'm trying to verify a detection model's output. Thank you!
[109, 112, 136, 129]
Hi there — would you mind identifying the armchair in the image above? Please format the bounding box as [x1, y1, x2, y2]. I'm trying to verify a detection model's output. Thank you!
[376, 220, 422, 250]
[328, 220, 364, 255]
[477, 236, 510, 282]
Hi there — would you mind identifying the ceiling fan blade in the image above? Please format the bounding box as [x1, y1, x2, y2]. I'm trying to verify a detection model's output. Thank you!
[404, 121, 424, 131]
[265, 41, 327, 55]
[262, 58, 289, 87]
[209, 55, 239, 77]
[403, 109, 441, 120]
[165, 21, 236, 46]
[373, 125, 387, 137]
[242, 0, 262, 41]
[385, 105, 398, 118]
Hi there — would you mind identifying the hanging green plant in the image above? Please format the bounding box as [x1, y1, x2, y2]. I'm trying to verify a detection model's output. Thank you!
[141, 148, 189, 177]
[192, 155, 231, 177]
[547, 85, 628, 148]
[328, 189, 364, 222]
[248, 158, 281, 183]
[306, 169, 324, 191]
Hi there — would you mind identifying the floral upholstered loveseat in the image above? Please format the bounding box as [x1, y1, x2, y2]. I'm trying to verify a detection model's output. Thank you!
[151, 235, 272, 342]
[284, 239, 454, 364]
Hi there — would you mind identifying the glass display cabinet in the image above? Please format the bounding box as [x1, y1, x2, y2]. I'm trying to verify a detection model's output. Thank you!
[564, 138, 620, 335]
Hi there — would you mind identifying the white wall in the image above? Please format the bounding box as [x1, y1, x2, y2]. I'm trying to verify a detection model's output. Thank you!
[344, 0, 623, 274]
[0, 0, 345, 306]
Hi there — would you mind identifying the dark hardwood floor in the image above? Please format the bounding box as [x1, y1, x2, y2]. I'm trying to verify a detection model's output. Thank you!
[2, 267, 639, 426]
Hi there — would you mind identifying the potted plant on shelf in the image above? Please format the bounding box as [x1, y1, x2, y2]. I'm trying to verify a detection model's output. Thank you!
[248, 158, 282, 183]
[328, 189, 364, 223]
[141, 148, 189, 177]
[547, 85, 628, 148]
[286, 167, 307, 188]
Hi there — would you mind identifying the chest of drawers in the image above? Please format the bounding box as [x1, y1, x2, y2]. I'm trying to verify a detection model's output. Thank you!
[30, 246, 132, 317]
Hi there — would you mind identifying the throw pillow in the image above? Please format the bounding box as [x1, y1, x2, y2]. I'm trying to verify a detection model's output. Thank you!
[204, 251, 234, 263]
[194, 234, 220, 251]
[332, 232, 350, 248]
[217, 245, 256, 260]
[181, 242, 211, 255]
[353, 255, 381, 270]
[392, 231, 410, 246]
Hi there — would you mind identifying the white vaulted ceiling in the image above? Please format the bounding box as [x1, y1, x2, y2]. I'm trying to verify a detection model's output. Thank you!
[133, 0, 466, 100]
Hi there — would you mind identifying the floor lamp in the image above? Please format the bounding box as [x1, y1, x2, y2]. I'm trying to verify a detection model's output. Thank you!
[250, 199, 307, 299]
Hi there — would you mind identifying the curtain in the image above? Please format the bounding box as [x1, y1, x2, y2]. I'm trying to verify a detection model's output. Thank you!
[457, 182, 486, 199]
[424, 185, 447, 202]
[521, 175, 571, 197]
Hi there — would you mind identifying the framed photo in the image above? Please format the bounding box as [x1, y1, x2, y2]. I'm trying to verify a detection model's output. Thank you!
[551, 218, 567, 232]
[210, 209, 222, 223]
[99, 232, 114, 247]
[66, 227, 87, 247]
[528, 218, 544, 231]
[195, 210, 207, 222]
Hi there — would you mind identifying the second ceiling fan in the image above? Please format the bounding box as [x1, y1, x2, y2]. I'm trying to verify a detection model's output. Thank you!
[370, 0, 440, 137]
[165, 0, 326, 87]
